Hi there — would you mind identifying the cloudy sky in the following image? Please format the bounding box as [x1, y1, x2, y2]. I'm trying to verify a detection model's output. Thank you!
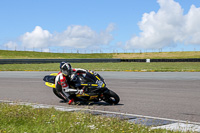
[1, 0, 200, 53]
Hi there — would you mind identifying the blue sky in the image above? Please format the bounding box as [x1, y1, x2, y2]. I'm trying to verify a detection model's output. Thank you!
[1, 0, 200, 53]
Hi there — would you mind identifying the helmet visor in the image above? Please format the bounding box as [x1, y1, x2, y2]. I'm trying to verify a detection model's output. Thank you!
[62, 70, 68, 76]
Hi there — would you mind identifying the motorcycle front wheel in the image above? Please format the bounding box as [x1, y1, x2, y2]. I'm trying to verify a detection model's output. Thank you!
[103, 90, 120, 105]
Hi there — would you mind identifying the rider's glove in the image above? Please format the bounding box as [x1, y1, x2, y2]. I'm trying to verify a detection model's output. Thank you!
[76, 89, 84, 95]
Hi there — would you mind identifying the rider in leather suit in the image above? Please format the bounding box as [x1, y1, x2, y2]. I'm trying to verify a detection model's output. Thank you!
[55, 62, 86, 105]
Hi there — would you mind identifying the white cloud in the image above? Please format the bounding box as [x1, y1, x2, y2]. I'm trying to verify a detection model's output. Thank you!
[106, 23, 116, 32]
[53, 24, 114, 48]
[5, 24, 115, 50]
[52, 25, 98, 48]
[4, 41, 18, 49]
[126, 0, 200, 49]
[42, 48, 50, 52]
[20, 26, 52, 48]
[184, 5, 200, 44]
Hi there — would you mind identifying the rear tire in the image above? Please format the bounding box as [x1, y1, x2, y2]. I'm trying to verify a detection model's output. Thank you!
[104, 90, 120, 105]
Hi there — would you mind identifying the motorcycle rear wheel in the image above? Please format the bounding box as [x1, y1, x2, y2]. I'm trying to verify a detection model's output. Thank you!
[104, 90, 120, 105]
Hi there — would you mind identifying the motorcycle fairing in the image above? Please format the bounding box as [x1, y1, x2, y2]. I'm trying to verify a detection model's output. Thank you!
[50, 73, 58, 76]
[44, 72, 106, 98]
[45, 82, 56, 88]
[81, 83, 98, 87]
[43, 72, 120, 104]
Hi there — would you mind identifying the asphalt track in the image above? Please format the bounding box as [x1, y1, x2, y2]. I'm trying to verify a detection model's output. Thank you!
[0, 71, 200, 123]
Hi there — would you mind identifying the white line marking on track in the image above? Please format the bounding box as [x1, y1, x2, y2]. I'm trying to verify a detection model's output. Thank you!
[151, 123, 200, 132]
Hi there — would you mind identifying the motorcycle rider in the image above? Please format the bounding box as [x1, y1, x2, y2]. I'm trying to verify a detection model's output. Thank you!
[55, 62, 86, 105]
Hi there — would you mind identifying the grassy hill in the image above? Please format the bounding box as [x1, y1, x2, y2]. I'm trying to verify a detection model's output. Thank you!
[1, 50, 200, 72]
[0, 50, 113, 59]
[113, 51, 200, 59]
[0, 50, 200, 59]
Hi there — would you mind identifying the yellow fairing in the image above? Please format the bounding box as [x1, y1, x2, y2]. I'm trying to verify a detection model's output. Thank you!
[77, 94, 98, 100]
[89, 95, 98, 100]
[76, 93, 90, 97]
[45, 82, 56, 88]
[44, 73, 57, 88]
[50, 73, 58, 76]
[96, 76, 100, 80]
[81, 84, 98, 87]
[102, 83, 105, 87]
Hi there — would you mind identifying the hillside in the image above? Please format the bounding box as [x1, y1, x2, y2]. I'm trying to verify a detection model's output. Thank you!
[0, 50, 113, 59]
[0, 50, 200, 59]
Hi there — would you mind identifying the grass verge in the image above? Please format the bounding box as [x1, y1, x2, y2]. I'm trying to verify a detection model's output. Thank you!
[0, 62, 200, 72]
[0, 103, 181, 133]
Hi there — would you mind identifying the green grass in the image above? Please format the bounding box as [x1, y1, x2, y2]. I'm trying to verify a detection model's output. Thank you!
[0, 50, 200, 72]
[0, 103, 182, 133]
[1, 50, 200, 59]
[0, 50, 113, 59]
[113, 51, 200, 59]
[0, 62, 200, 72]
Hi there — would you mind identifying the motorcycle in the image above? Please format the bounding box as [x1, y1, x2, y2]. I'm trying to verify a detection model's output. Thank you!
[43, 71, 120, 105]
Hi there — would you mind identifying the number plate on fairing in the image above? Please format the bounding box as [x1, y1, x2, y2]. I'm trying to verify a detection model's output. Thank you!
[89, 95, 98, 100]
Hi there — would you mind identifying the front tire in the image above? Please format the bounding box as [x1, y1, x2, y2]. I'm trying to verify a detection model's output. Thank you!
[104, 90, 120, 105]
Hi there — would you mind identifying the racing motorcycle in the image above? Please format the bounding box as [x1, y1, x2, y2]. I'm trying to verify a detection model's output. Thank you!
[43, 71, 120, 105]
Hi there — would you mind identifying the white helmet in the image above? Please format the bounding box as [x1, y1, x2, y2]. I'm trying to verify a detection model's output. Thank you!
[60, 62, 71, 76]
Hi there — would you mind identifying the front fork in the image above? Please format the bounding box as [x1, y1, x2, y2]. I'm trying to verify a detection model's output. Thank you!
[99, 87, 109, 100]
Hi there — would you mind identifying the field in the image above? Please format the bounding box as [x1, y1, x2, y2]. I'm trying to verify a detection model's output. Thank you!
[1, 50, 200, 59]
[113, 51, 200, 59]
[1, 50, 200, 72]
[0, 50, 113, 59]
[0, 103, 181, 133]
[1, 62, 200, 72]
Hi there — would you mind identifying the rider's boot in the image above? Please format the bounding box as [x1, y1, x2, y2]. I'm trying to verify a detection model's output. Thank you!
[68, 98, 74, 105]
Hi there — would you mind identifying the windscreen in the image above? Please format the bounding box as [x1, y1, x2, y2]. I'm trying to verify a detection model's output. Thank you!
[84, 72, 97, 83]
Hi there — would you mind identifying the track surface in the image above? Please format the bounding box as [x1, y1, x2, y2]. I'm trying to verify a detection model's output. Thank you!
[0, 71, 200, 123]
